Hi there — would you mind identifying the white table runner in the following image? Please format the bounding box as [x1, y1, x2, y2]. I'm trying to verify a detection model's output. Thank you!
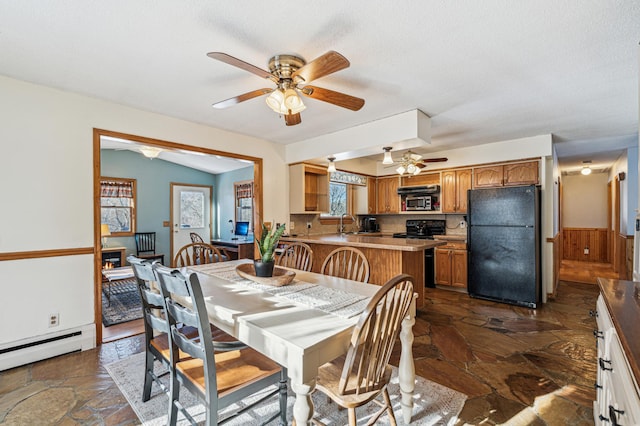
[189, 262, 370, 319]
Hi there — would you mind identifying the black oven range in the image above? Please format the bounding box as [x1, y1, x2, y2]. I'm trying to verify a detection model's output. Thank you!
[392, 219, 445, 288]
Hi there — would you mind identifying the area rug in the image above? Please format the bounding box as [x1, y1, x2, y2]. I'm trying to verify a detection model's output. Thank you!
[101, 279, 143, 326]
[106, 352, 466, 425]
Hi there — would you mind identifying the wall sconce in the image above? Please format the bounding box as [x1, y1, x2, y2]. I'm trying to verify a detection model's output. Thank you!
[139, 146, 163, 159]
[327, 157, 337, 173]
[100, 223, 111, 248]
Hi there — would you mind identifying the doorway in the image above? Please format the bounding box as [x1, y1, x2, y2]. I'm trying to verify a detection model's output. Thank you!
[93, 128, 264, 344]
[170, 183, 212, 262]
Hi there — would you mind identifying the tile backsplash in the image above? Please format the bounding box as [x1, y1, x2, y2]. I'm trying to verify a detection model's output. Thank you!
[289, 213, 468, 237]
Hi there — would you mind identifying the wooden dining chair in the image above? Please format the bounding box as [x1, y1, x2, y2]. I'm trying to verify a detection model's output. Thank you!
[135, 232, 165, 265]
[320, 247, 370, 283]
[128, 255, 240, 403]
[313, 274, 415, 426]
[275, 242, 314, 271]
[173, 242, 226, 267]
[153, 264, 288, 426]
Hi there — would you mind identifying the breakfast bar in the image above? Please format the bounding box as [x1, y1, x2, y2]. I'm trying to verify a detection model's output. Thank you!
[281, 234, 445, 308]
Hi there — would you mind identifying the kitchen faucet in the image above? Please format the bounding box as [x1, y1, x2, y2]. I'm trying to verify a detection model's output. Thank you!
[339, 213, 357, 234]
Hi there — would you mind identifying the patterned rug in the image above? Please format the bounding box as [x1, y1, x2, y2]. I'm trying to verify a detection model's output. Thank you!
[106, 352, 467, 425]
[101, 279, 143, 326]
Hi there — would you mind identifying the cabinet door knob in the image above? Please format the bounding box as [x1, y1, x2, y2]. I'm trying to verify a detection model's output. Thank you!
[593, 329, 604, 339]
[589, 309, 598, 317]
[594, 382, 602, 390]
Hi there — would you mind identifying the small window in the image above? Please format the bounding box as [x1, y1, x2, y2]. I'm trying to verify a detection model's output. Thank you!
[100, 177, 136, 236]
[235, 181, 254, 231]
[328, 182, 348, 216]
[180, 190, 205, 229]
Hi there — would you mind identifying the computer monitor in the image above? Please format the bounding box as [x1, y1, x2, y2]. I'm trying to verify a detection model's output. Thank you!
[234, 221, 250, 237]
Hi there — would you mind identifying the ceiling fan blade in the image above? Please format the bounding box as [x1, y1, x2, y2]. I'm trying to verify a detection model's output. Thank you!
[207, 52, 278, 83]
[300, 85, 365, 111]
[292, 51, 350, 83]
[285, 112, 302, 126]
[421, 157, 449, 163]
[212, 88, 273, 109]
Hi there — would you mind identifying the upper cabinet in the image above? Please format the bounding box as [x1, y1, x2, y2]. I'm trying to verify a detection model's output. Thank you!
[289, 164, 329, 214]
[473, 160, 539, 188]
[376, 176, 400, 214]
[442, 168, 472, 213]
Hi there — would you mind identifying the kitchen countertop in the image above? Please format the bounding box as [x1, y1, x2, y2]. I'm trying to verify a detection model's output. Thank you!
[281, 234, 445, 252]
[433, 235, 467, 242]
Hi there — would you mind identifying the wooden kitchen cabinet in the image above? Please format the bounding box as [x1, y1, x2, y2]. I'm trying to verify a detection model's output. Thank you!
[435, 241, 467, 288]
[442, 168, 472, 213]
[473, 161, 538, 188]
[289, 163, 329, 213]
[376, 176, 400, 214]
[367, 177, 377, 214]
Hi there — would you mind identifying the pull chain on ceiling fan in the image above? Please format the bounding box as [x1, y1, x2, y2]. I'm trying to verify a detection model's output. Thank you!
[207, 51, 365, 126]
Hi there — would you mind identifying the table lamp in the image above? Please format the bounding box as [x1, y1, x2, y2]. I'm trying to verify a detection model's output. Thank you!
[101, 224, 111, 248]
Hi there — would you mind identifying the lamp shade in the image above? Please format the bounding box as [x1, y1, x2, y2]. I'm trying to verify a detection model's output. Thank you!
[327, 157, 337, 173]
[382, 147, 393, 165]
[100, 224, 111, 237]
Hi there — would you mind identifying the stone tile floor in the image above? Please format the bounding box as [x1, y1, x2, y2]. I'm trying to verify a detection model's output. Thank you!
[1, 280, 598, 425]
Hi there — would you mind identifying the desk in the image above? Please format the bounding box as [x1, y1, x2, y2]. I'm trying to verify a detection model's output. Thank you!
[210, 237, 254, 260]
[186, 259, 416, 425]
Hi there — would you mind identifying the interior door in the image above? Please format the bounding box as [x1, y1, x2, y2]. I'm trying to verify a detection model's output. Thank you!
[170, 183, 212, 265]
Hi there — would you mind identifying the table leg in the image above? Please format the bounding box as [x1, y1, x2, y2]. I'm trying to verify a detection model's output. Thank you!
[291, 379, 316, 425]
[399, 295, 416, 423]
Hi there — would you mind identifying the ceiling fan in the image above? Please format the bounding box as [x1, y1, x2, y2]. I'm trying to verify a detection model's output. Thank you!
[382, 147, 448, 176]
[207, 51, 365, 126]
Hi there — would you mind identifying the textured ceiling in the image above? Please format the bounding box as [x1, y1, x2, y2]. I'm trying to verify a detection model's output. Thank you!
[0, 1, 638, 173]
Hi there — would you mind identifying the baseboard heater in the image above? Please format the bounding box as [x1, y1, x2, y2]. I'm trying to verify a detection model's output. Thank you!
[0, 324, 95, 371]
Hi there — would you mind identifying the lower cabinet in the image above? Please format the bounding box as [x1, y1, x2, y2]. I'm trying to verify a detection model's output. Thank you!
[593, 295, 640, 425]
[435, 241, 467, 288]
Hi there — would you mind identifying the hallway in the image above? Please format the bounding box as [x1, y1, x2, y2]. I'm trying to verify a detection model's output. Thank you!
[558, 259, 621, 285]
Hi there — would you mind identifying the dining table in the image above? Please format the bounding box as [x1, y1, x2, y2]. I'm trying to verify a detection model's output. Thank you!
[184, 259, 417, 425]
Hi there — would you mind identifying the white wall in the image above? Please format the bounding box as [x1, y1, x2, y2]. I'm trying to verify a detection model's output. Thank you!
[562, 173, 609, 228]
[0, 75, 287, 348]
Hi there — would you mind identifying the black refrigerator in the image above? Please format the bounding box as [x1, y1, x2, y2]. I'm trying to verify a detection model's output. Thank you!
[467, 185, 540, 308]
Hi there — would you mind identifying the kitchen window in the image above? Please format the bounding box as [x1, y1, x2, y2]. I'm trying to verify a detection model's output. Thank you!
[319, 182, 356, 223]
[100, 177, 136, 236]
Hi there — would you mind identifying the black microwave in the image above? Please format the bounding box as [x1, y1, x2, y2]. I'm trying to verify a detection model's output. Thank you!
[406, 195, 433, 211]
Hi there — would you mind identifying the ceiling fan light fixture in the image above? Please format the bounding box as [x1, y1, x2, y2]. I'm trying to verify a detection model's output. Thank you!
[406, 163, 417, 174]
[327, 157, 337, 173]
[284, 88, 305, 112]
[382, 147, 393, 165]
[266, 89, 286, 114]
[139, 146, 162, 159]
[413, 166, 422, 176]
[396, 165, 406, 175]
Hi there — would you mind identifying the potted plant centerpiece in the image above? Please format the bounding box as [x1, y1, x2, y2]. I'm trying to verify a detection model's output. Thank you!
[255, 222, 287, 277]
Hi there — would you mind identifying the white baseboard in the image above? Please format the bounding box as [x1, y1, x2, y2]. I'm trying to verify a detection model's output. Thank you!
[0, 324, 96, 371]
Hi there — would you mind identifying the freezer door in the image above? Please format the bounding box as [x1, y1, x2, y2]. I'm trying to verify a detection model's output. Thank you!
[468, 225, 540, 307]
[468, 185, 537, 227]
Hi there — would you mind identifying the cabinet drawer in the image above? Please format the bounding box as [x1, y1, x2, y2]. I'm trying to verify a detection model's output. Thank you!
[436, 241, 467, 250]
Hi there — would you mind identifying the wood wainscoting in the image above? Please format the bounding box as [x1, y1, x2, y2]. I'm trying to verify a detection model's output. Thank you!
[615, 233, 633, 279]
[562, 228, 609, 263]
